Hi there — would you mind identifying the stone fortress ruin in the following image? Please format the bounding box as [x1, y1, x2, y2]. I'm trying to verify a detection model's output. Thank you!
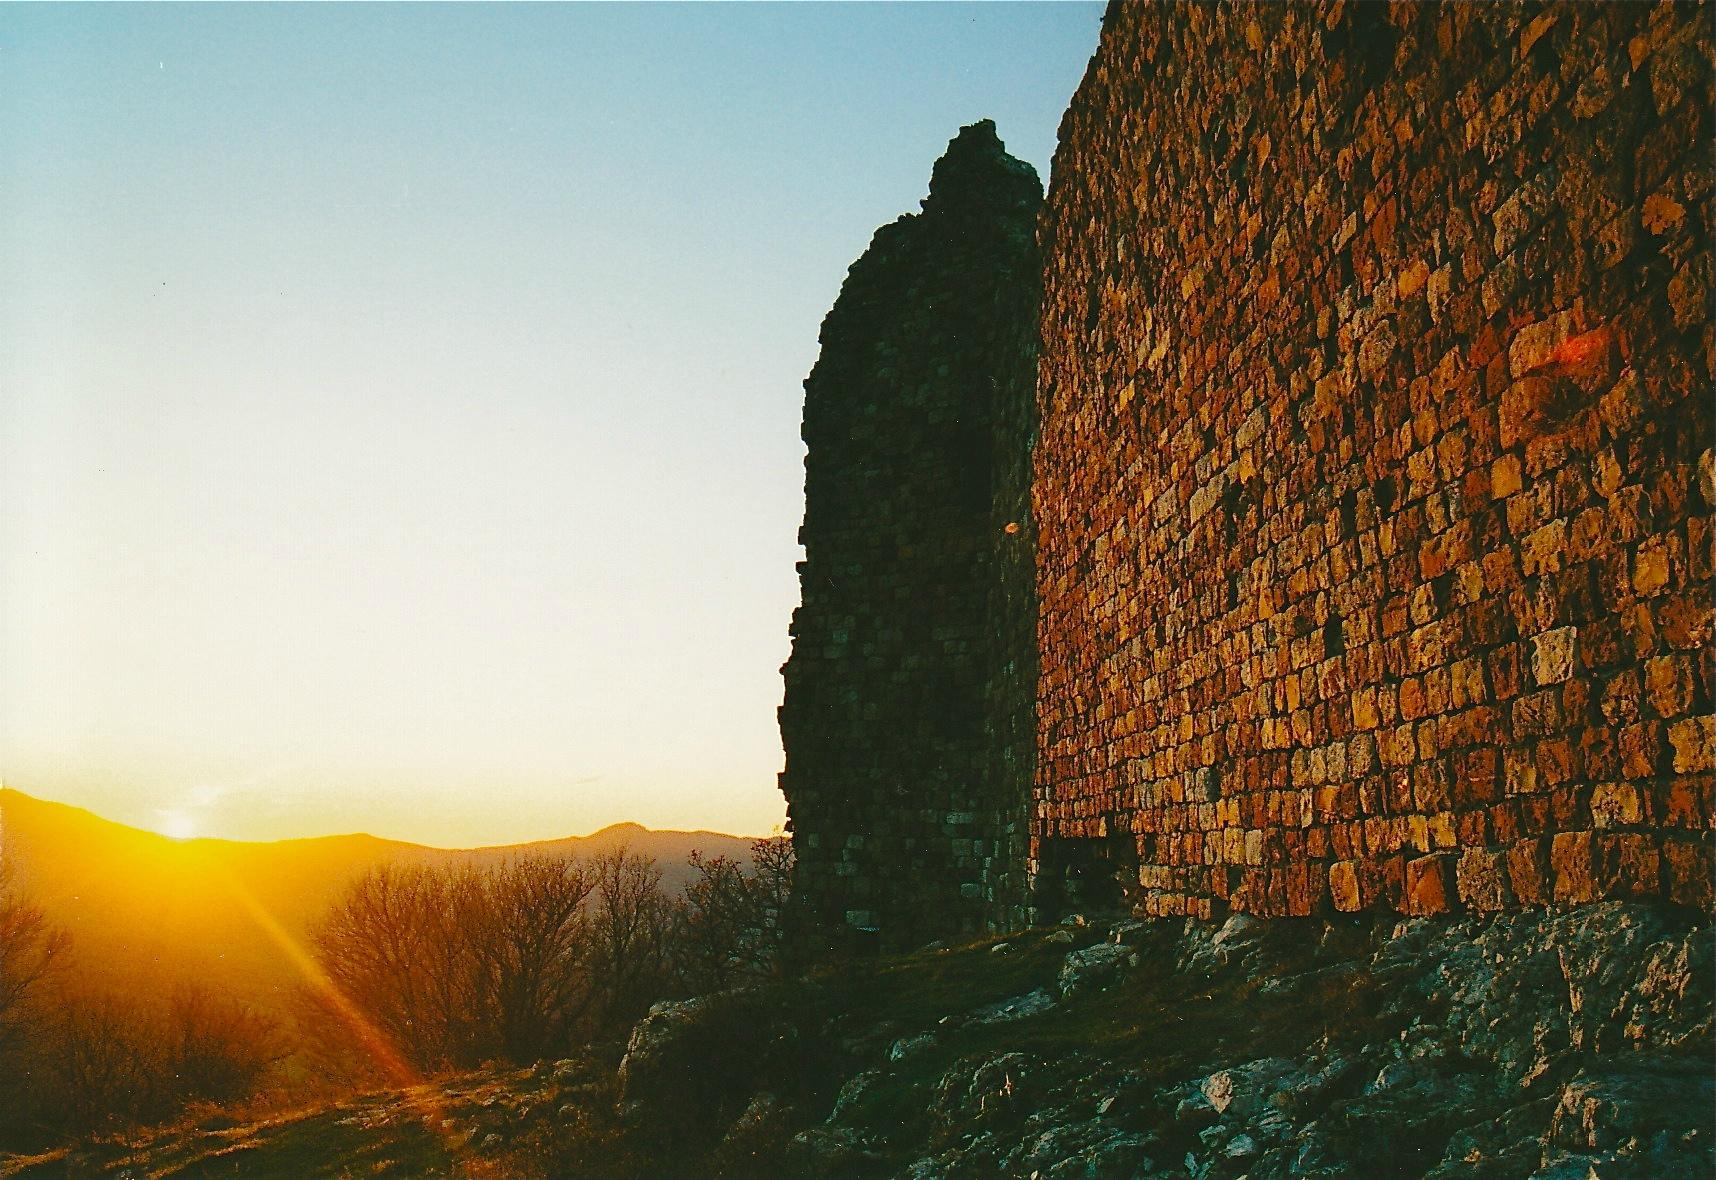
[781, 1, 1713, 947]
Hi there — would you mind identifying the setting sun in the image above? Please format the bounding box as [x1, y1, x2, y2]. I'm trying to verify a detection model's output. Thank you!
[152, 809, 198, 841]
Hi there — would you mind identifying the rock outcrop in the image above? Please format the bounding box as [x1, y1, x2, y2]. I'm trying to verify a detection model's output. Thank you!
[783, 904, 1713, 1178]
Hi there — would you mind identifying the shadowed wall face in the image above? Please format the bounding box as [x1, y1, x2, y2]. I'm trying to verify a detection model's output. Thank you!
[1034, 3, 1713, 919]
[780, 121, 1042, 945]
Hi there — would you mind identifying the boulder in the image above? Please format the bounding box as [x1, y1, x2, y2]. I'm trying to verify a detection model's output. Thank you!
[964, 987, 1058, 1026]
[713, 1091, 791, 1170]
[615, 992, 780, 1145]
[829, 1069, 882, 1123]
[935, 1051, 1040, 1127]
[889, 1032, 937, 1062]
[1197, 1057, 1298, 1119]
[1549, 1065, 1716, 1155]
[1059, 944, 1140, 998]
[782, 1126, 880, 1178]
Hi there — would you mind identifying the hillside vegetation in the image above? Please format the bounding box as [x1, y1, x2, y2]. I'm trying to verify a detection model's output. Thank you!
[0, 788, 757, 1018]
[0, 789, 782, 1156]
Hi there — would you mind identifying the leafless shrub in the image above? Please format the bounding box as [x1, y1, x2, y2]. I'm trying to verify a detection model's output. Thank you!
[309, 862, 478, 1072]
[306, 853, 651, 1074]
[470, 854, 599, 1063]
[301, 843, 793, 1085]
[676, 838, 795, 992]
[585, 847, 678, 1033]
[51, 994, 168, 1133]
[164, 983, 284, 1106]
[0, 860, 69, 1060]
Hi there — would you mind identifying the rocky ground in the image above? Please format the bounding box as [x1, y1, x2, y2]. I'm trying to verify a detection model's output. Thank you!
[5, 902, 1710, 1178]
[670, 902, 1714, 1179]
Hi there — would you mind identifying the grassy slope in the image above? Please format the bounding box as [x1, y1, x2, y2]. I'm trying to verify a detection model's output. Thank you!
[3, 1072, 538, 1179]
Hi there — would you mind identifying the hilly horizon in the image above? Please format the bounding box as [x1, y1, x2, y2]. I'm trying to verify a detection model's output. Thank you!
[0, 787, 762, 1019]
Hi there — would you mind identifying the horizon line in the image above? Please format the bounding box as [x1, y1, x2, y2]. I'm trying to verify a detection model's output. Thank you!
[0, 784, 778, 853]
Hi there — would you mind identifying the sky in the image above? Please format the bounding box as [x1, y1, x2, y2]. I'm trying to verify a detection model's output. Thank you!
[0, 2, 1104, 848]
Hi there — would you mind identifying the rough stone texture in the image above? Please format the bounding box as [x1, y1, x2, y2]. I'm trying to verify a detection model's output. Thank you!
[1032, 1, 1715, 919]
[1057, 942, 1140, 999]
[788, 905, 1713, 1178]
[780, 120, 1042, 944]
[615, 992, 785, 1143]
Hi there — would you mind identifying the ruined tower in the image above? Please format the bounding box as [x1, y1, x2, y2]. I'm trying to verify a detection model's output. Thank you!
[779, 121, 1042, 946]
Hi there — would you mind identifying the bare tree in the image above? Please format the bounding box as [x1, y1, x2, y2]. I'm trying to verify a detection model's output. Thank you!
[677, 837, 795, 991]
[309, 855, 615, 1073]
[469, 854, 597, 1063]
[585, 847, 677, 1033]
[677, 853, 754, 992]
[747, 836, 796, 975]
[45, 993, 170, 1134]
[310, 863, 470, 1072]
[165, 983, 284, 1105]
[0, 861, 68, 1060]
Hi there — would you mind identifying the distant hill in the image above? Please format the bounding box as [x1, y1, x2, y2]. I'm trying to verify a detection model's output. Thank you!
[0, 787, 759, 1017]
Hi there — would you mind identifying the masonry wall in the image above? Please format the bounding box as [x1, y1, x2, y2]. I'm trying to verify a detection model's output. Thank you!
[780, 121, 1042, 944]
[1033, 1, 1715, 919]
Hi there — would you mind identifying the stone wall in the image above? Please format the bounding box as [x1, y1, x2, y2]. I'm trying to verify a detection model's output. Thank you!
[1033, 1, 1714, 919]
[780, 122, 1042, 944]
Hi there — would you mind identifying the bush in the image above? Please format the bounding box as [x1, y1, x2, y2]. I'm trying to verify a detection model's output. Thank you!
[0, 861, 68, 1060]
[677, 838, 795, 992]
[304, 848, 682, 1079]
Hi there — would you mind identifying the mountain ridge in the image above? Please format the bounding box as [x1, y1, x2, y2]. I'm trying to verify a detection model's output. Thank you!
[0, 786, 764, 852]
[0, 787, 760, 1018]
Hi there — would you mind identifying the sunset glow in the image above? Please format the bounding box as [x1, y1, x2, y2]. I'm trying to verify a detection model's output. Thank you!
[152, 809, 198, 841]
[0, 2, 1705, 1174]
[0, 3, 1103, 848]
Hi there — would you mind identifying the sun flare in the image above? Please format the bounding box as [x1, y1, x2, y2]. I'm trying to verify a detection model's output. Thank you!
[154, 809, 198, 840]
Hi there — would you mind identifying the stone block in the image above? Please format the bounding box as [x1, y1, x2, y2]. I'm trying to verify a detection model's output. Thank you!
[1508, 840, 1552, 906]
[1633, 543, 1670, 596]
[1455, 847, 1513, 911]
[1658, 776, 1714, 829]
[1328, 860, 1363, 912]
[1491, 454, 1523, 500]
[1551, 831, 1598, 904]
[1531, 627, 1578, 686]
[1521, 519, 1569, 577]
[1403, 854, 1456, 916]
[1501, 377, 1566, 446]
[1594, 833, 1661, 899]
[1663, 838, 1714, 909]
[1668, 716, 1715, 773]
[1590, 783, 1644, 828]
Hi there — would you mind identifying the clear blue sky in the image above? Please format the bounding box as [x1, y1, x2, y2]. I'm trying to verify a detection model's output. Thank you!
[0, 2, 1104, 846]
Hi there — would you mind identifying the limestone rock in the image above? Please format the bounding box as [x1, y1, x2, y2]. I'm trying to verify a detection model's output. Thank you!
[1058, 943, 1140, 999]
